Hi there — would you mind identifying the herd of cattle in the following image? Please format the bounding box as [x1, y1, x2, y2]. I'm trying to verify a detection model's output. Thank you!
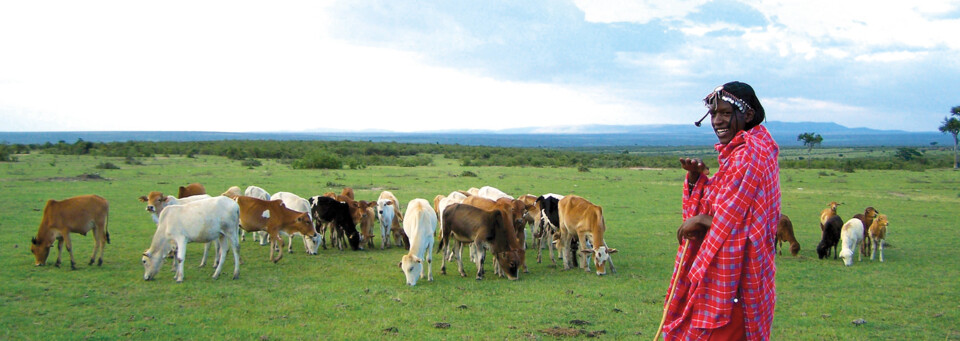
[28, 183, 617, 285]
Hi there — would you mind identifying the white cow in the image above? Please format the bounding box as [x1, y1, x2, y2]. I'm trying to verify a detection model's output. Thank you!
[141, 196, 241, 283]
[243, 186, 271, 244]
[272, 191, 318, 255]
[377, 191, 405, 248]
[477, 186, 513, 200]
[377, 199, 396, 250]
[839, 218, 865, 267]
[399, 199, 437, 286]
[138, 192, 219, 266]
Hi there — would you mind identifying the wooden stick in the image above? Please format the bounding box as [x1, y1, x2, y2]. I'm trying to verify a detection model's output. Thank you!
[654, 240, 689, 341]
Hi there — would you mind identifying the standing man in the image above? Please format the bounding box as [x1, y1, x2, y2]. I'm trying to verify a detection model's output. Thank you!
[659, 81, 780, 341]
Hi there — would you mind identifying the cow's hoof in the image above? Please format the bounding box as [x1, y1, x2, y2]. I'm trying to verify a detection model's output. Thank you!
[97, 258, 103, 266]
[54, 260, 61, 268]
[288, 250, 293, 254]
[212, 274, 220, 280]
[475, 276, 483, 281]
[233, 274, 239, 280]
[70, 261, 76, 270]
[88, 258, 95, 265]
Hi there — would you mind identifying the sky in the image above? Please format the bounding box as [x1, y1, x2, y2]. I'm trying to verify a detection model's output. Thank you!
[1, 1, 958, 133]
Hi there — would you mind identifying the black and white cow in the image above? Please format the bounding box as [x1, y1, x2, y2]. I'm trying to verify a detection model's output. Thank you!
[308, 196, 362, 251]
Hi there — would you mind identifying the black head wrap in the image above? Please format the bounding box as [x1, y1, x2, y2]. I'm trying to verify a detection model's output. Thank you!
[718, 81, 765, 130]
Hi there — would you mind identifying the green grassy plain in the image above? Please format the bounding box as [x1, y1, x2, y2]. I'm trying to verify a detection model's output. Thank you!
[2, 153, 958, 340]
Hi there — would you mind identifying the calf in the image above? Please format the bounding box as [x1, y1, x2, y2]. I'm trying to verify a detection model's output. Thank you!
[869, 214, 889, 262]
[236, 196, 317, 262]
[141, 196, 240, 282]
[462, 196, 528, 274]
[776, 214, 801, 256]
[817, 215, 844, 259]
[534, 194, 564, 265]
[308, 196, 362, 251]
[377, 191, 408, 249]
[243, 186, 271, 244]
[178, 183, 206, 198]
[839, 218, 865, 266]
[399, 199, 437, 286]
[272, 192, 319, 255]
[477, 186, 513, 200]
[557, 195, 617, 275]
[138, 191, 217, 265]
[358, 200, 377, 249]
[853, 207, 879, 257]
[31, 195, 110, 269]
[438, 204, 522, 280]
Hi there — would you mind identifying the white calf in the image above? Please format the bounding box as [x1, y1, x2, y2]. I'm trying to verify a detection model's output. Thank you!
[399, 199, 437, 286]
[839, 218, 864, 267]
[377, 199, 395, 250]
[141, 196, 241, 283]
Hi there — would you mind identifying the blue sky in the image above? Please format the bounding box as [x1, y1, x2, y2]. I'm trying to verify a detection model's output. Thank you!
[1, 1, 957, 132]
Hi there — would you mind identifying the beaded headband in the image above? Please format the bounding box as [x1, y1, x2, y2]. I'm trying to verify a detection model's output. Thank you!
[703, 85, 752, 113]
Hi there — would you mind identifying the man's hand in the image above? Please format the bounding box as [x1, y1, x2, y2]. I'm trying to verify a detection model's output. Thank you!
[679, 158, 708, 181]
[677, 214, 713, 244]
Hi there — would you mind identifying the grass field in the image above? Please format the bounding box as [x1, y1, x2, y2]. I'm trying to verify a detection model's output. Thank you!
[2, 153, 959, 340]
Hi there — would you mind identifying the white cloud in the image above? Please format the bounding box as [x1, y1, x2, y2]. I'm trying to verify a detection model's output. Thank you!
[762, 97, 930, 131]
[572, 0, 709, 24]
[855, 51, 929, 63]
[0, 1, 673, 132]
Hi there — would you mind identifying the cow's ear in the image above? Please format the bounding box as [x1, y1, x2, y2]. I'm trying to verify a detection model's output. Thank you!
[581, 249, 593, 254]
[138, 196, 148, 202]
[31, 237, 38, 245]
[606, 248, 618, 254]
[412, 256, 421, 263]
[397, 262, 402, 269]
[158, 196, 167, 203]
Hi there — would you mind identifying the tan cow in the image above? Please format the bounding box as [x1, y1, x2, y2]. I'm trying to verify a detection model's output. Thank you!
[31, 195, 110, 269]
[236, 196, 316, 263]
[461, 196, 528, 274]
[178, 183, 206, 198]
[557, 195, 617, 275]
[358, 200, 377, 249]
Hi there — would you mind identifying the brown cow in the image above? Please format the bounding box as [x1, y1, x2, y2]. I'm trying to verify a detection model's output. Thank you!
[557, 195, 617, 275]
[358, 200, 377, 249]
[462, 196, 528, 273]
[437, 203, 522, 280]
[178, 183, 206, 199]
[853, 207, 879, 257]
[236, 196, 316, 263]
[340, 187, 355, 201]
[31, 195, 110, 269]
[776, 214, 801, 256]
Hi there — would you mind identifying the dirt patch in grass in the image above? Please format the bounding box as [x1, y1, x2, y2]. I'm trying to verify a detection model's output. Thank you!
[44, 173, 110, 182]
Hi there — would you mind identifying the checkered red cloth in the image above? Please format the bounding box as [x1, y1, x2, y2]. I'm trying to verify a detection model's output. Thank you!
[661, 125, 781, 341]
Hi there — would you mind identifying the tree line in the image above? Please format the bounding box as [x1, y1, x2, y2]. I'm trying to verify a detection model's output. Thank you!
[0, 138, 951, 171]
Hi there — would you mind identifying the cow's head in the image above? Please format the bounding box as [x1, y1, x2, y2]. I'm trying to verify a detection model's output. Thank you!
[864, 207, 879, 221]
[30, 236, 52, 266]
[138, 191, 167, 214]
[496, 250, 521, 280]
[294, 213, 317, 237]
[816, 240, 831, 259]
[141, 247, 167, 281]
[582, 246, 618, 275]
[399, 255, 423, 286]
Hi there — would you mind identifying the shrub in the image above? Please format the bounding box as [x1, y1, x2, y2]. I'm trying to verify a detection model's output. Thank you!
[124, 156, 144, 165]
[96, 162, 120, 170]
[460, 171, 478, 177]
[293, 151, 342, 169]
[578, 165, 590, 172]
[241, 159, 262, 167]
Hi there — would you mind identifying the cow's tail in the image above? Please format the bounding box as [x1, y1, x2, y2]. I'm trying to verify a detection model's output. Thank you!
[104, 203, 111, 244]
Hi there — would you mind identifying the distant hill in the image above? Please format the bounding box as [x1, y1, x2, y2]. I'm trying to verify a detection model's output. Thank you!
[0, 121, 951, 147]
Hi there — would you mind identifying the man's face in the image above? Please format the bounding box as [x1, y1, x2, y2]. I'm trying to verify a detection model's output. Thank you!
[710, 99, 747, 144]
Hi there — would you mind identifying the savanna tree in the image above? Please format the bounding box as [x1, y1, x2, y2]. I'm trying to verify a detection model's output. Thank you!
[939, 106, 960, 169]
[797, 132, 823, 152]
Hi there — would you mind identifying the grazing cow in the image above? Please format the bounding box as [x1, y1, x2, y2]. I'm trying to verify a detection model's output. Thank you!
[533, 194, 564, 265]
[817, 215, 844, 259]
[272, 192, 319, 255]
[236, 196, 316, 262]
[141, 196, 240, 282]
[477, 186, 514, 200]
[462, 196, 528, 274]
[438, 204, 522, 280]
[243, 186, 271, 244]
[221, 186, 242, 199]
[399, 199, 437, 286]
[138, 191, 218, 266]
[869, 214, 889, 262]
[377, 191, 408, 249]
[557, 195, 617, 275]
[30, 195, 110, 269]
[177, 183, 206, 199]
[358, 200, 377, 249]
[776, 214, 801, 256]
[308, 196, 362, 251]
[839, 218, 865, 266]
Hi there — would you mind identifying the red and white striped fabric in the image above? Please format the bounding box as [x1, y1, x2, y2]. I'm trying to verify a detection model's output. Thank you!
[662, 124, 781, 341]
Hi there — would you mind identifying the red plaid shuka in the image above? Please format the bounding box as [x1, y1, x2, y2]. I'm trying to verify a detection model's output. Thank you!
[661, 125, 781, 341]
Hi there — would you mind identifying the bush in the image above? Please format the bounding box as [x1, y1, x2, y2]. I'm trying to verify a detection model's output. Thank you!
[293, 151, 342, 169]
[95, 162, 120, 170]
[460, 170, 477, 177]
[241, 159, 262, 167]
[124, 156, 144, 165]
[578, 165, 590, 172]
